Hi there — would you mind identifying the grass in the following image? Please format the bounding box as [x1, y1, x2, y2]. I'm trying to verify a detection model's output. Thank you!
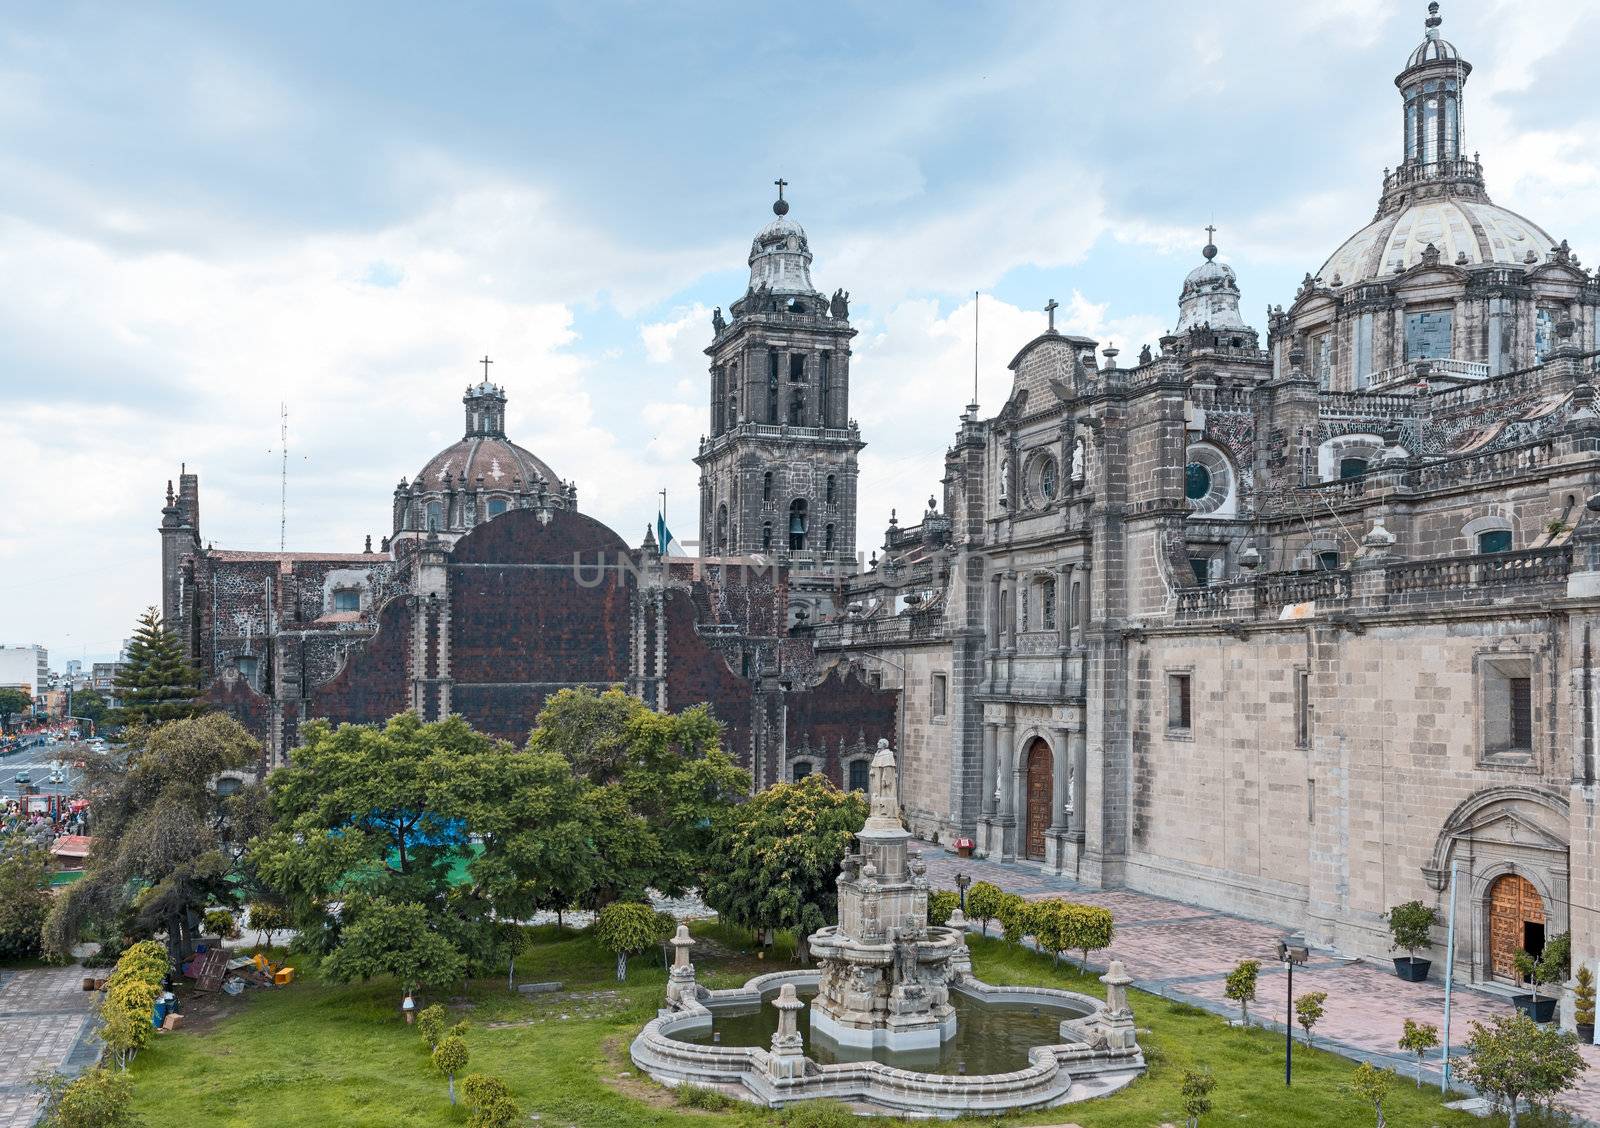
[122, 925, 1485, 1128]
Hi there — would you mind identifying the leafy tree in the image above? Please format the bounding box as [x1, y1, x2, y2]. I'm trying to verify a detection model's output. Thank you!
[432, 1033, 469, 1105]
[1349, 1062, 1395, 1128]
[1062, 902, 1115, 971]
[966, 882, 1004, 938]
[202, 909, 240, 940]
[1573, 965, 1596, 1034]
[44, 714, 262, 964]
[527, 688, 748, 901]
[110, 608, 204, 728]
[928, 890, 958, 927]
[498, 923, 528, 991]
[0, 829, 53, 960]
[1384, 900, 1437, 964]
[72, 688, 109, 729]
[997, 893, 1031, 947]
[702, 772, 866, 963]
[1180, 1067, 1215, 1128]
[417, 1003, 448, 1050]
[594, 901, 672, 981]
[1030, 900, 1069, 966]
[1296, 990, 1327, 1046]
[1398, 1019, 1440, 1088]
[33, 1067, 143, 1128]
[246, 902, 291, 948]
[1457, 1013, 1588, 1128]
[323, 897, 466, 990]
[99, 942, 167, 1070]
[0, 687, 33, 724]
[1225, 960, 1260, 1027]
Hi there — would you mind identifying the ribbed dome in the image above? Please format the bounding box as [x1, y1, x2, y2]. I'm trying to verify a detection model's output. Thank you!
[1406, 33, 1459, 68]
[415, 436, 558, 493]
[1318, 197, 1554, 286]
[1176, 246, 1249, 332]
[748, 208, 818, 295]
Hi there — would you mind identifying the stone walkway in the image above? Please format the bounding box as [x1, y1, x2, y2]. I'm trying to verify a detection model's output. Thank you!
[917, 852, 1600, 1119]
[0, 966, 100, 1128]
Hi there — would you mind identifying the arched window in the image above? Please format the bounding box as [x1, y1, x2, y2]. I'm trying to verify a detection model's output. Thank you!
[426, 501, 444, 531]
[716, 504, 728, 551]
[486, 497, 509, 517]
[762, 522, 772, 551]
[762, 472, 772, 502]
[826, 474, 836, 504]
[1478, 530, 1512, 554]
[792, 760, 813, 782]
[789, 499, 808, 551]
[824, 524, 835, 553]
[847, 759, 869, 792]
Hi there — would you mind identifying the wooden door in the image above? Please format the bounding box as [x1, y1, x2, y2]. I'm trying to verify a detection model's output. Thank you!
[1025, 739, 1052, 861]
[1488, 873, 1545, 981]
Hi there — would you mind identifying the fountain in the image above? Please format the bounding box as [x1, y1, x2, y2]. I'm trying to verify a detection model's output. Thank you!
[630, 740, 1145, 1116]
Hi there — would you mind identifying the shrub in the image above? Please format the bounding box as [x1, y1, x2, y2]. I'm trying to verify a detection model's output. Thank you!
[677, 1082, 737, 1110]
[432, 1034, 469, 1105]
[1062, 902, 1115, 970]
[1349, 1062, 1395, 1128]
[594, 902, 673, 981]
[202, 909, 241, 941]
[33, 1067, 142, 1128]
[1398, 1018, 1440, 1088]
[1296, 990, 1328, 1046]
[99, 941, 168, 1070]
[417, 1003, 448, 1050]
[965, 881, 1004, 937]
[1384, 901, 1437, 960]
[1224, 960, 1260, 1027]
[927, 890, 959, 927]
[778, 1099, 858, 1128]
[0, 834, 52, 961]
[997, 893, 1031, 947]
[1180, 1067, 1215, 1128]
[1573, 965, 1596, 1027]
[460, 1072, 510, 1111]
[460, 1073, 519, 1126]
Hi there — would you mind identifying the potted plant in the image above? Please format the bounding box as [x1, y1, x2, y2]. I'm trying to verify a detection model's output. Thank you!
[1384, 901, 1438, 982]
[1511, 948, 1557, 1023]
[1574, 965, 1596, 1044]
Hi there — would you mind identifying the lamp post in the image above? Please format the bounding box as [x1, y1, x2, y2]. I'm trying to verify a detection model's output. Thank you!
[1276, 933, 1309, 1087]
[954, 871, 971, 912]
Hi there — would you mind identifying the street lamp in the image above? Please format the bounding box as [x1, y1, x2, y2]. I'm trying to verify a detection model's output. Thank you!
[1276, 933, 1310, 1087]
[954, 871, 971, 912]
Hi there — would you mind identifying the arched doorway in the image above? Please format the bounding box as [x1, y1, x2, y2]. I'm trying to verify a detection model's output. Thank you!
[1488, 873, 1546, 981]
[1024, 738, 1052, 861]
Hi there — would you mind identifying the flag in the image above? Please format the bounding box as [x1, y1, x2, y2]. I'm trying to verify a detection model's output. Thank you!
[656, 511, 685, 557]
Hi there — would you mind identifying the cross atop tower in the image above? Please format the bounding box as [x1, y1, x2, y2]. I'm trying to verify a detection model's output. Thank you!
[1045, 297, 1059, 333]
[479, 355, 493, 381]
[772, 178, 790, 216]
[1205, 223, 1217, 244]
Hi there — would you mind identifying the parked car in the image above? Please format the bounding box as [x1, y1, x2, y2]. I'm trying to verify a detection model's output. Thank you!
[14, 770, 30, 784]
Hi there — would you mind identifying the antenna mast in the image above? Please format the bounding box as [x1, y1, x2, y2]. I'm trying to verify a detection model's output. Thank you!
[972, 291, 980, 409]
[279, 401, 288, 551]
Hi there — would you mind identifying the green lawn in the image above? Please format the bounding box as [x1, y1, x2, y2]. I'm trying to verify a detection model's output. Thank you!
[123, 925, 1483, 1127]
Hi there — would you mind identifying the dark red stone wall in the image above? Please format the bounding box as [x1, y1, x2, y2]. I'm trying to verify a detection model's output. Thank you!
[310, 598, 413, 727]
[783, 665, 898, 785]
[661, 588, 757, 766]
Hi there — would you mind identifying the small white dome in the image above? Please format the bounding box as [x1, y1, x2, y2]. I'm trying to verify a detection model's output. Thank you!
[1176, 246, 1249, 333]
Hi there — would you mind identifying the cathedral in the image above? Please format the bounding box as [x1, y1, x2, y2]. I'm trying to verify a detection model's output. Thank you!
[818, 5, 1600, 987]
[158, 193, 895, 790]
[161, 4, 1600, 991]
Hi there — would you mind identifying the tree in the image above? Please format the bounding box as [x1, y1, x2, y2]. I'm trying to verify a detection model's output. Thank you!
[1296, 990, 1327, 1046]
[594, 901, 672, 981]
[202, 909, 241, 941]
[1397, 1019, 1440, 1088]
[1574, 965, 1596, 1039]
[44, 714, 262, 964]
[110, 608, 204, 728]
[323, 897, 466, 990]
[246, 902, 291, 948]
[0, 829, 54, 961]
[1349, 1062, 1395, 1128]
[1225, 960, 1260, 1027]
[702, 773, 866, 963]
[1458, 1013, 1588, 1128]
[99, 942, 167, 1071]
[997, 893, 1031, 948]
[498, 923, 528, 991]
[1383, 901, 1437, 965]
[72, 688, 109, 729]
[965, 881, 1005, 938]
[33, 1068, 143, 1128]
[432, 1033, 469, 1105]
[0, 687, 32, 724]
[417, 1003, 451, 1050]
[1180, 1068, 1215, 1128]
[1063, 902, 1115, 971]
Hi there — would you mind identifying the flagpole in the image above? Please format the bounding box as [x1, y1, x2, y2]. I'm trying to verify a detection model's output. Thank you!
[658, 488, 667, 559]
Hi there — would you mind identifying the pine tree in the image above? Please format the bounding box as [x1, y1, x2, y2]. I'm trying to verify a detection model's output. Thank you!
[111, 608, 205, 728]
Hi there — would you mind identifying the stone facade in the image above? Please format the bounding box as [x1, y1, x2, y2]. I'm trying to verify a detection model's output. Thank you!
[817, 8, 1600, 990]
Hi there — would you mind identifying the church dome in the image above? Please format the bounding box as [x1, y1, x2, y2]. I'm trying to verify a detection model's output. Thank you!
[1317, 197, 1554, 287]
[414, 435, 559, 494]
[748, 183, 818, 295]
[1175, 238, 1250, 333]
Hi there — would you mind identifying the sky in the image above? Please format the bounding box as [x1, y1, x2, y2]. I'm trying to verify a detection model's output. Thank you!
[4, 0, 1600, 663]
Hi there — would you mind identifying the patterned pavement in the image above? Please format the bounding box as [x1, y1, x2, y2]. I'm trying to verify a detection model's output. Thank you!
[917, 851, 1600, 1118]
[0, 966, 101, 1128]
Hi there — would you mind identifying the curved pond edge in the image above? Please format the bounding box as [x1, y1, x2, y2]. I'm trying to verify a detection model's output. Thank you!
[628, 966, 1146, 1117]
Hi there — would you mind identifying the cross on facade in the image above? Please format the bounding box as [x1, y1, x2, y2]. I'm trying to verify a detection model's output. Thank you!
[774, 178, 788, 202]
[479, 355, 493, 381]
[1045, 297, 1059, 332]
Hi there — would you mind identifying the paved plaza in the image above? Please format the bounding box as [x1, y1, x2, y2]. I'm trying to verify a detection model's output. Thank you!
[918, 851, 1600, 1117]
[0, 966, 100, 1128]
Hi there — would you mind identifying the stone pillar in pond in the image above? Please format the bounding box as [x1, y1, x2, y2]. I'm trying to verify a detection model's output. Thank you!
[1084, 960, 1137, 1051]
[666, 924, 697, 1008]
[767, 983, 807, 1080]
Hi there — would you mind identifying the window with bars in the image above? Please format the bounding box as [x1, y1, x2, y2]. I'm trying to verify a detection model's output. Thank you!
[1041, 578, 1056, 630]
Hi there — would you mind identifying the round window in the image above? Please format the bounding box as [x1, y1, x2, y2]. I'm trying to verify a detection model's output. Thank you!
[1185, 463, 1212, 501]
[1040, 458, 1058, 500]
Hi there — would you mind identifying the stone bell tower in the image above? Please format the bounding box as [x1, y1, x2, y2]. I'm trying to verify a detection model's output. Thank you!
[695, 182, 864, 607]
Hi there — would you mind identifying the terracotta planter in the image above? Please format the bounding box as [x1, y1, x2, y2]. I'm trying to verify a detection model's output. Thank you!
[1393, 957, 1431, 983]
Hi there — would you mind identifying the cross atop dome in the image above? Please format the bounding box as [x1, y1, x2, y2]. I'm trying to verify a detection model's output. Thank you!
[1203, 224, 1218, 261]
[773, 178, 789, 216]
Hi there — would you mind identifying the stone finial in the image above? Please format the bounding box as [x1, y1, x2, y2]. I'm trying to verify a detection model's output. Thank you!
[671, 924, 694, 970]
[1362, 517, 1396, 549]
[767, 982, 807, 1077]
[1100, 960, 1133, 1016]
[1237, 542, 1262, 571]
